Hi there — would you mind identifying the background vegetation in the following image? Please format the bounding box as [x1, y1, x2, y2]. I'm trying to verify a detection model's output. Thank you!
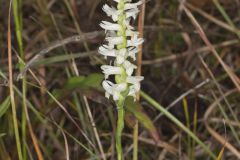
[0, 0, 239, 159]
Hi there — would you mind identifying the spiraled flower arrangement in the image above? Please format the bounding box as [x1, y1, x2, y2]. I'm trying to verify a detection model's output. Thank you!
[99, 0, 143, 159]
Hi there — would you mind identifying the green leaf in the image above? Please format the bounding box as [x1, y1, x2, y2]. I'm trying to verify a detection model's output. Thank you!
[0, 96, 10, 118]
[65, 76, 85, 89]
[65, 73, 104, 90]
[82, 73, 104, 89]
[49, 73, 104, 104]
[125, 97, 159, 142]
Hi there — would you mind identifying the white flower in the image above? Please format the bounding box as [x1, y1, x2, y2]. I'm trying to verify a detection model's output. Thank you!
[126, 8, 139, 19]
[116, 48, 127, 64]
[127, 34, 144, 47]
[102, 80, 127, 100]
[106, 36, 124, 45]
[102, 4, 120, 22]
[99, 46, 127, 64]
[126, 30, 138, 37]
[126, 76, 143, 99]
[128, 47, 139, 60]
[99, 0, 144, 101]
[113, 0, 131, 3]
[123, 61, 137, 76]
[100, 21, 121, 31]
[99, 45, 116, 58]
[124, 19, 134, 30]
[113, 0, 132, 3]
[125, 1, 143, 10]
[101, 65, 122, 78]
[126, 76, 144, 84]
[128, 84, 140, 100]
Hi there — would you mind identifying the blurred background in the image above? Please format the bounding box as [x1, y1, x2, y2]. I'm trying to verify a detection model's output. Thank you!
[0, 0, 240, 159]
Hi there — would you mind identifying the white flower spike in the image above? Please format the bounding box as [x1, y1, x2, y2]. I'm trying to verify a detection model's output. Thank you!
[99, 1, 144, 159]
[99, 0, 144, 101]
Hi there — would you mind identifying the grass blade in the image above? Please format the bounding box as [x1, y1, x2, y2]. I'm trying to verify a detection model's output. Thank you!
[7, 1, 23, 159]
[140, 91, 216, 159]
[0, 96, 10, 118]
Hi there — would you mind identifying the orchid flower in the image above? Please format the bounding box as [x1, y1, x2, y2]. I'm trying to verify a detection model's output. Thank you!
[99, 1, 143, 159]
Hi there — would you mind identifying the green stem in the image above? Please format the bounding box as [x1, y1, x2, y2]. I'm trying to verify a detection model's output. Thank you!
[133, 122, 138, 160]
[116, 99, 125, 160]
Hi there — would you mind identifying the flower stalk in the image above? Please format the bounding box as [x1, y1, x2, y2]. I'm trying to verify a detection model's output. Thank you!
[99, 0, 143, 159]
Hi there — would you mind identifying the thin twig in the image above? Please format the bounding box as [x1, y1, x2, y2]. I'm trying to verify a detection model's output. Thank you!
[133, 1, 146, 160]
[142, 39, 239, 65]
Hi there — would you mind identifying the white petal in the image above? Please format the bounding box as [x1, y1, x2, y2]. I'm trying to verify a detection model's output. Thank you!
[116, 56, 125, 64]
[116, 48, 127, 64]
[126, 8, 139, 19]
[133, 83, 140, 91]
[106, 36, 124, 45]
[124, 19, 134, 30]
[126, 29, 139, 37]
[105, 92, 110, 99]
[127, 35, 144, 47]
[113, 0, 131, 3]
[128, 85, 138, 101]
[125, 1, 143, 10]
[102, 4, 119, 21]
[113, 92, 120, 101]
[100, 21, 121, 31]
[102, 80, 114, 95]
[112, 83, 127, 100]
[118, 48, 127, 57]
[115, 83, 127, 92]
[128, 82, 141, 96]
[103, 43, 114, 49]
[126, 76, 144, 84]
[101, 65, 122, 78]
[128, 47, 139, 60]
[123, 61, 137, 76]
[126, 76, 143, 98]
[99, 45, 116, 58]
[102, 81, 127, 101]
